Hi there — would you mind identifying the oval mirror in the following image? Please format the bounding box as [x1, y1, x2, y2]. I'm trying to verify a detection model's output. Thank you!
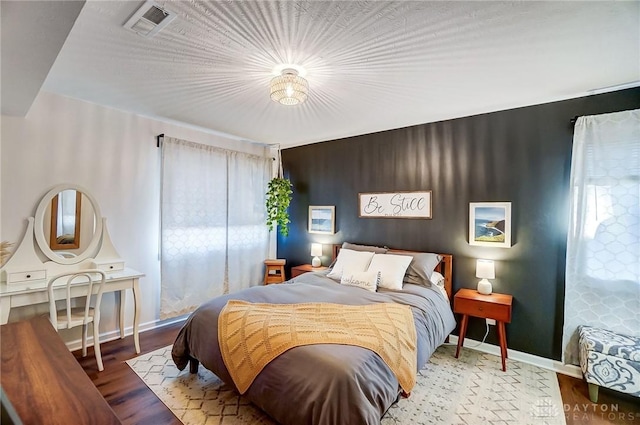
[49, 189, 82, 250]
[34, 184, 103, 265]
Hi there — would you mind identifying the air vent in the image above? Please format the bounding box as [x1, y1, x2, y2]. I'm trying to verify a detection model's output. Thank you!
[123, 1, 176, 38]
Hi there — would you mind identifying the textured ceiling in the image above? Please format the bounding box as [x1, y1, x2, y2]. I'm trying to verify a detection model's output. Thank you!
[42, 1, 639, 147]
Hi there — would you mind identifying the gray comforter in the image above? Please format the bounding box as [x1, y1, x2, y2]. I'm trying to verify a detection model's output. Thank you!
[172, 272, 456, 425]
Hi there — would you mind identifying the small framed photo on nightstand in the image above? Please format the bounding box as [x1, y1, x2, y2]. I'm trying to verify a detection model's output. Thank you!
[308, 205, 335, 234]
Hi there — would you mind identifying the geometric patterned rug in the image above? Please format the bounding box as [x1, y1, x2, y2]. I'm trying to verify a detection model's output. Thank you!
[126, 344, 566, 425]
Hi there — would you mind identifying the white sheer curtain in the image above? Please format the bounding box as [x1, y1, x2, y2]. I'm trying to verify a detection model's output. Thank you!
[227, 152, 271, 292]
[562, 109, 640, 365]
[160, 137, 270, 319]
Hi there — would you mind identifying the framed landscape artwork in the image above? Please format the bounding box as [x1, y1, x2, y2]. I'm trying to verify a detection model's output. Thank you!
[469, 202, 512, 248]
[308, 205, 335, 234]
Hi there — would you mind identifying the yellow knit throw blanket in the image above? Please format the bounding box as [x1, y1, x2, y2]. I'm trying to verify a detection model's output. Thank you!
[218, 301, 417, 394]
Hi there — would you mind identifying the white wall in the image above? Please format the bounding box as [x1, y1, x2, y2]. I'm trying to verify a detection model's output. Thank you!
[1, 91, 269, 344]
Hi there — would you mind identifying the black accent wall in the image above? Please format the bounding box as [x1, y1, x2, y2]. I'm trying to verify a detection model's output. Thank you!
[277, 88, 640, 360]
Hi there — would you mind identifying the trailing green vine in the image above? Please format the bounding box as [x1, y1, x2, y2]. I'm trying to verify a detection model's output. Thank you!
[266, 177, 293, 236]
[266, 145, 293, 237]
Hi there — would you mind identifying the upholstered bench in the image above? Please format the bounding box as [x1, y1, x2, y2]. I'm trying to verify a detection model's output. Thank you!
[578, 326, 640, 402]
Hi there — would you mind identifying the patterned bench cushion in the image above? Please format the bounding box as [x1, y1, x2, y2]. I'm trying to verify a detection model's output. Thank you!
[579, 326, 640, 398]
[578, 326, 640, 362]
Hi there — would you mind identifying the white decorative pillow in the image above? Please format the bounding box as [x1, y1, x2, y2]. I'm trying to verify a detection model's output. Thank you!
[326, 249, 375, 281]
[340, 271, 381, 292]
[430, 271, 448, 299]
[366, 254, 413, 290]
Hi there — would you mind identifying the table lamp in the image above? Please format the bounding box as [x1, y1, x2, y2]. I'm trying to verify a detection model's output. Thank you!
[476, 259, 495, 295]
[311, 243, 323, 267]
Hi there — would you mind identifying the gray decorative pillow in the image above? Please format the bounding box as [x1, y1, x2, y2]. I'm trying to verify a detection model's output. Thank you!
[341, 242, 388, 254]
[391, 251, 442, 286]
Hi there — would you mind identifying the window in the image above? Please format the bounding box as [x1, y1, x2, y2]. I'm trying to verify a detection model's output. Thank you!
[562, 109, 640, 365]
[160, 137, 270, 319]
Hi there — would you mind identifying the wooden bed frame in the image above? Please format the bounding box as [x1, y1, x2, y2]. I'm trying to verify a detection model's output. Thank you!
[331, 244, 453, 298]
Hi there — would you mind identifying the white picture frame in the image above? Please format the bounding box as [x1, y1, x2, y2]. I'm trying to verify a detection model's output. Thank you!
[308, 206, 335, 234]
[469, 202, 512, 248]
[358, 191, 432, 219]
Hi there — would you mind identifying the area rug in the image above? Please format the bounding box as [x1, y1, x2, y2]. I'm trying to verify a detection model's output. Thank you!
[127, 344, 566, 425]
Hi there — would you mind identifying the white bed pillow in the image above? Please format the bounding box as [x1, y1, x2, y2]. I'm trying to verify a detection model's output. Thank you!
[340, 270, 381, 292]
[326, 249, 375, 281]
[430, 271, 448, 299]
[366, 254, 412, 290]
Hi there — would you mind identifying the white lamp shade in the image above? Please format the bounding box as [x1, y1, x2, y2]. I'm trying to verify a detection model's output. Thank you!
[311, 243, 323, 257]
[476, 259, 495, 279]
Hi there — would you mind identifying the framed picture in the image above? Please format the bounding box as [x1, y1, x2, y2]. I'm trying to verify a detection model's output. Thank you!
[308, 205, 335, 234]
[469, 202, 512, 248]
[358, 191, 432, 219]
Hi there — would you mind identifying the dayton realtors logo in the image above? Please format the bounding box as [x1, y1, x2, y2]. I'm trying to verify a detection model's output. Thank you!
[530, 398, 561, 423]
[563, 402, 638, 423]
[530, 398, 638, 423]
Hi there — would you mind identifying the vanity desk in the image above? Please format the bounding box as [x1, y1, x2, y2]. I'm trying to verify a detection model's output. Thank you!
[0, 267, 144, 353]
[0, 184, 144, 354]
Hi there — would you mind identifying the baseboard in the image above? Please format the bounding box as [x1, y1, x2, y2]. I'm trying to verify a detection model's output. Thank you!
[447, 335, 583, 379]
[64, 315, 188, 353]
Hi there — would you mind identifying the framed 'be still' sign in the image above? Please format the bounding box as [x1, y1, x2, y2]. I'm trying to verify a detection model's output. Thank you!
[358, 191, 432, 219]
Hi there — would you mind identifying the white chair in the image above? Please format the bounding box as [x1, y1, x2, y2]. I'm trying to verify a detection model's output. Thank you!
[47, 270, 107, 371]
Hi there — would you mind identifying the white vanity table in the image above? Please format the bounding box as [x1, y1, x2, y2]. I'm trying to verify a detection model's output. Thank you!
[0, 184, 144, 353]
[0, 267, 144, 353]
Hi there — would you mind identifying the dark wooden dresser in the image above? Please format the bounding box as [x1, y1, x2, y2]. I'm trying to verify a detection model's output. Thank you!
[1, 316, 121, 425]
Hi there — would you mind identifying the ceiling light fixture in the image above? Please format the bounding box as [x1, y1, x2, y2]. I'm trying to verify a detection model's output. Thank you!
[270, 68, 309, 106]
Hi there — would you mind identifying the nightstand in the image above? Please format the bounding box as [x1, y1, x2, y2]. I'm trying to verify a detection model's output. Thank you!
[453, 288, 513, 371]
[291, 264, 328, 278]
[264, 259, 286, 285]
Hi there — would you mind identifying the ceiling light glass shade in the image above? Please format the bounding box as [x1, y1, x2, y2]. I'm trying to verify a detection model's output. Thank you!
[270, 68, 309, 106]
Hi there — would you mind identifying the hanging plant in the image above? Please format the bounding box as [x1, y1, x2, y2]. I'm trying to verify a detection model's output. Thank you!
[266, 146, 293, 237]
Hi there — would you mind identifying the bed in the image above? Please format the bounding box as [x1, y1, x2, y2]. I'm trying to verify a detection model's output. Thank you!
[172, 244, 456, 425]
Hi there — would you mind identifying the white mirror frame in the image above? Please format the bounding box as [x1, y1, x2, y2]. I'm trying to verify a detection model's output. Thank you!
[34, 184, 103, 265]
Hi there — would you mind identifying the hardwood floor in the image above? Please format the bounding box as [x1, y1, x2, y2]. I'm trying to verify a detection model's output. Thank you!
[74, 322, 184, 425]
[77, 325, 640, 425]
[559, 374, 640, 425]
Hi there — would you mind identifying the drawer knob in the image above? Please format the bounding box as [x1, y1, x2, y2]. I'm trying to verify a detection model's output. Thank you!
[110, 266, 114, 269]
[26, 274, 31, 278]
[478, 306, 483, 311]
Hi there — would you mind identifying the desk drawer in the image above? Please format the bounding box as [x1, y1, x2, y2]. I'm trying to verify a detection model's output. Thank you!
[454, 297, 511, 322]
[93, 261, 125, 272]
[7, 269, 47, 284]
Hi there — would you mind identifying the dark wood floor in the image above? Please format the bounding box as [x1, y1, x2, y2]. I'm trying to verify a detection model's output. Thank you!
[76, 324, 640, 425]
[74, 322, 184, 425]
[558, 374, 640, 424]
